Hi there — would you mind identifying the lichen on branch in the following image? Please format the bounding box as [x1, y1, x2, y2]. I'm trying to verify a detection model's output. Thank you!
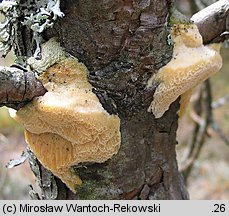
[0, 0, 64, 58]
[10, 38, 121, 192]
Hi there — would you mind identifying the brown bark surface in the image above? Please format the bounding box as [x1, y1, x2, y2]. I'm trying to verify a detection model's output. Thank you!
[15, 0, 190, 199]
[0, 0, 225, 200]
[45, 0, 188, 199]
[1, 0, 227, 111]
[0, 0, 227, 200]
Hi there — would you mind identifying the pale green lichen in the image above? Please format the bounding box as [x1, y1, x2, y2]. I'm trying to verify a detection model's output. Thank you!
[22, 0, 64, 58]
[166, 33, 173, 46]
[27, 38, 66, 74]
[23, 0, 64, 33]
[0, 0, 19, 56]
[169, 7, 191, 25]
[0, 0, 64, 58]
[0, 0, 17, 12]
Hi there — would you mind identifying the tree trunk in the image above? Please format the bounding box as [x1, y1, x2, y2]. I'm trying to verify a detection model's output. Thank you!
[15, 0, 189, 200]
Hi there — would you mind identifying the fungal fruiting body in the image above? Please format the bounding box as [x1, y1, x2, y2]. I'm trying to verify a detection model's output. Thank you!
[10, 39, 121, 192]
[147, 24, 222, 118]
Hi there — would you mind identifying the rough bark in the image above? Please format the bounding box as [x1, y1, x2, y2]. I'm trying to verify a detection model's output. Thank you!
[43, 0, 188, 200]
[1, 0, 228, 200]
[1, 0, 228, 109]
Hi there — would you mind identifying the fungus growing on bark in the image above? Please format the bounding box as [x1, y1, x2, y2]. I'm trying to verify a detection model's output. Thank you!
[147, 23, 222, 118]
[10, 39, 121, 192]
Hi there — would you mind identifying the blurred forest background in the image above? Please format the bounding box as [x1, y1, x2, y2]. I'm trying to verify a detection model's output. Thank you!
[0, 0, 229, 199]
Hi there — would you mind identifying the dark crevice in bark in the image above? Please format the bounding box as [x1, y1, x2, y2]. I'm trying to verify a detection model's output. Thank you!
[16, 0, 189, 200]
[5, 0, 228, 200]
[92, 89, 118, 115]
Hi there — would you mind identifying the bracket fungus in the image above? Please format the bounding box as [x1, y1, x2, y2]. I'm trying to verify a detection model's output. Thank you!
[10, 39, 121, 192]
[147, 23, 222, 118]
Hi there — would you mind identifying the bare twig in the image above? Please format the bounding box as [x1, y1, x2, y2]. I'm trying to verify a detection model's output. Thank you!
[180, 0, 229, 181]
[210, 121, 229, 146]
[180, 116, 207, 173]
[0, 1, 227, 110]
[191, 0, 229, 44]
[0, 66, 46, 110]
[181, 80, 213, 180]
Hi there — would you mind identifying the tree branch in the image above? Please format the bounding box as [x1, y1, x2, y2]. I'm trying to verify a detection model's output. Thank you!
[181, 80, 213, 180]
[0, 66, 46, 110]
[191, 0, 229, 44]
[0, 1, 228, 110]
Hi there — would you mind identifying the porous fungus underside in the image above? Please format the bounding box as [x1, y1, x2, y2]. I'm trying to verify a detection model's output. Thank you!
[11, 40, 121, 192]
[147, 23, 222, 118]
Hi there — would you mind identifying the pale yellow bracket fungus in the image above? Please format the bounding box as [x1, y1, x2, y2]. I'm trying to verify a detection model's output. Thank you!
[10, 39, 121, 192]
[147, 24, 222, 118]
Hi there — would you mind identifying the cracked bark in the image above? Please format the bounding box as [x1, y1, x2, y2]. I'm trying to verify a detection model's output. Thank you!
[1, 0, 228, 199]
[44, 0, 187, 200]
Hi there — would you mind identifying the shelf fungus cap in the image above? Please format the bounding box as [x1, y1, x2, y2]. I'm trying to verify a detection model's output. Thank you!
[147, 23, 222, 118]
[10, 41, 121, 191]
